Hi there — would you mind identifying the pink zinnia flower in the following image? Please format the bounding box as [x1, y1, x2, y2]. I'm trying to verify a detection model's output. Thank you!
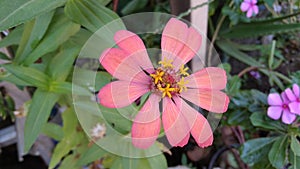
[285, 84, 300, 115]
[267, 92, 296, 124]
[240, 0, 259, 18]
[98, 18, 229, 149]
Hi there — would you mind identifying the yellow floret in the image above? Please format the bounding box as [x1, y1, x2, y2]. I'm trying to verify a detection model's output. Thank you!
[179, 65, 189, 76]
[150, 71, 165, 84]
[158, 84, 176, 98]
[158, 58, 174, 68]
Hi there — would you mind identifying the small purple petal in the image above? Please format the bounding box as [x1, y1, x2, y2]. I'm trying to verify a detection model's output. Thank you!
[285, 88, 297, 101]
[253, 5, 259, 14]
[288, 102, 300, 115]
[281, 92, 290, 104]
[281, 109, 296, 124]
[293, 84, 300, 98]
[268, 93, 283, 106]
[241, 2, 250, 12]
[267, 106, 282, 120]
[246, 7, 253, 18]
[251, 0, 258, 4]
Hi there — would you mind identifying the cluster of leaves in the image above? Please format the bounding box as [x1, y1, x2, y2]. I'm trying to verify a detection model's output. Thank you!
[0, 0, 169, 168]
[209, 1, 300, 169]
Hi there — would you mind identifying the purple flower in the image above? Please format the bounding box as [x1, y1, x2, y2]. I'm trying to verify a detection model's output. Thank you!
[267, 92, 296, 124]
[240, 0, 259, 18]
[250, 71, 261, 79]
[285, 84, 300, 115]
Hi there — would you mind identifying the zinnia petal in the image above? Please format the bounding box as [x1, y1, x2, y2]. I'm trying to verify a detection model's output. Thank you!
[241, 2, 250, 12]
[289, 102, 300, 115]
[162, 97, 190, 147]
[185, 67, 227, 90]
[114, 30, 153, 71]
[268, 93, 283, 106]
[176, 27, 202, 66]
[267, 106, 282, 120]
[281, 109, 296, 124]
[98, 81, 149, 108]
[100, 48, 151, 83]
[176, 98, 213, 147]
[131, 94, 161, 149]
[161, 18, 188, 67]
[181, 89, 229, 113]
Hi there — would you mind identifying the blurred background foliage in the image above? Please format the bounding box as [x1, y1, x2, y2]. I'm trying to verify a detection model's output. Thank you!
[0, 0, 299, 169]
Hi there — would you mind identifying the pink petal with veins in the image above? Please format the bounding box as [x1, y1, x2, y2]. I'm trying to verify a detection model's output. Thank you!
[162, 97, 190, 147]
[131, 94, 161, 149]
[98, 81, 149, 108]
[181, 89, 229, 113]
[185, 67, 227, 90]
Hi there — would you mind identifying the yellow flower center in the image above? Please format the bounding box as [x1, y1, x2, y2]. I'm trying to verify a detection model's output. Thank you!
[150, 59, 189, 98]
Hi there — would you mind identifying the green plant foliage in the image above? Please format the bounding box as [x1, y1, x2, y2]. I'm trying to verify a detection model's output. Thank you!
[0, 0, 66, 31]
[24, 89, 60, 152]
[240, 137, 277, 166]
[65, 0, 120, 32]
[268, 136, 288, 169]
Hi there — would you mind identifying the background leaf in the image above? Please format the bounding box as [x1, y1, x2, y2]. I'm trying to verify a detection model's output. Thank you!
[24, 89, 60, 152]
[0, 0, 66, 31]
[268, 136, 288, 169]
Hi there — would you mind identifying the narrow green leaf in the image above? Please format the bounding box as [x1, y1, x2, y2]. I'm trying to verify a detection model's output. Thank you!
[291, 136, 300, 156]
[221, 23, 300, 38]
[24, 89, 60, 152]
[64, 0, 121, 32]
[0, 25, 23, 48]
[147, 153, 168, 169]
[217, 40, 263, 66]
[289, 151, 300, 169]
[77, 144, 107, 166]
[14, 10, 55, 63]
[0, 52, 10, 61]
[0, 0, 66, 31]
[268, 40, 276, 69]
[250, 112, 286, 131]
[41, 122, 63, 141]
[2, 64, 50, 89]
[47, 29, 91, 81]
[121, 0, 148, 15]
[49, 81, 91, 96]
[240, 137, 277, 166]
[122, 157, 139, 169]
[22, 11, 80, 65]
[268, 136, 288, 169]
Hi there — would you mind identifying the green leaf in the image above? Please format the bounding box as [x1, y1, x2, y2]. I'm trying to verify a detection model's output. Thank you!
[289, 150, 300, 169]
[49, 108, 84, 169]
[0, 25, 23, 48]
[24, 89, 60, 152]
[49, 81, 91, 96]
[291, 136, 300, 156]
[268, 135, 288, 169]
[240, 137, 277, 166]
[2, 64, 50, 89]
[216, 40, 263, 67]
[250, 112, 286, 131]
[0, 52, 10, 61]
[76, 144, 107, 166]
[147, 153, 168, 169]
[14, 10, 54, 64]
[95, 71, 112, 91]
[268, 40, 276, 69]
[0, 0, 66, 31]
[47, 29, 91, 81]
[227, 75, 241, 95]
[41, 122, 63, 141]
[22, 11, 80, 65]
[122, 157, 139, 169]
[121, 0, 148, 15]
[64, 0, 120, 32]
[221, 23, 300, 38]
